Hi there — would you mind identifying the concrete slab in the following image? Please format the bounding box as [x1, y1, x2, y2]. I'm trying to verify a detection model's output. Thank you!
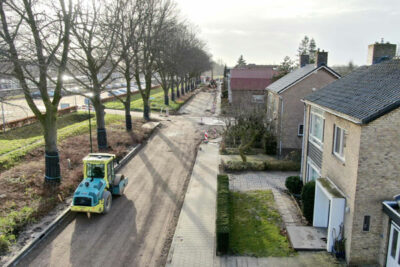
[286, 226, 327, 251]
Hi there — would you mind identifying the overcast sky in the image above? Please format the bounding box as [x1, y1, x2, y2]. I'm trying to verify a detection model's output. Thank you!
[175, 0, 400, 67]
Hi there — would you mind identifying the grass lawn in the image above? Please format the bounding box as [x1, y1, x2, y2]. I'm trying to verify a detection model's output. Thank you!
[229, 190, 295, 257]
[0, 112, 123, 171]
[104, 86, 185, 112]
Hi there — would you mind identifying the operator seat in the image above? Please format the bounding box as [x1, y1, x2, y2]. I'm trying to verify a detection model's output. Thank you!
[93, 166, 104, 178]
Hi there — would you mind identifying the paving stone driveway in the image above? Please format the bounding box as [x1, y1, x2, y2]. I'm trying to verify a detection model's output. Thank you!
[229, 171, 297, 192]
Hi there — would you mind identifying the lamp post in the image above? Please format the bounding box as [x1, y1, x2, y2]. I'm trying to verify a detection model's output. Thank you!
[85, 94, 93, 153]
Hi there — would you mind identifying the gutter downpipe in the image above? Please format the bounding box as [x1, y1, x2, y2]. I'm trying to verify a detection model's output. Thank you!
[300, 103, 307, 179]
[279, 96, 283, 157]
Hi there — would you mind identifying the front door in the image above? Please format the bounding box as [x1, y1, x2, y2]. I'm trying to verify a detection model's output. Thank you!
[387, 222, 400, 267]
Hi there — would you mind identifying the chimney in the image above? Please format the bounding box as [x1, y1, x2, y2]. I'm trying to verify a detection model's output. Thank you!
[300, 54, 309, 67]
[367, 40, 397, 65]
[316, 50, 328, 67]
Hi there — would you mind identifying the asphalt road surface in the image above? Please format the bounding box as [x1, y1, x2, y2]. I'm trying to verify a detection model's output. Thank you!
[17, 89, 217, 267]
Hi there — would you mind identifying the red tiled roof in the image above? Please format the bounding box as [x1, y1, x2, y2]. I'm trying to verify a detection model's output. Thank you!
[230, 67, 278, 90]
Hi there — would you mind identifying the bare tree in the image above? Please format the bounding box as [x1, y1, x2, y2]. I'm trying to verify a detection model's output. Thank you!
[67, 0, 123, 149]
[132, 0, 174, 121]
[0, 0, 73, 182]
[112, 0, 143, 131]
[154, 18, 180, 106]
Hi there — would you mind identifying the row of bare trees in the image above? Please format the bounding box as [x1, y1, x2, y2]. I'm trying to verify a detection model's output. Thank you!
[0, 0, 211, 182]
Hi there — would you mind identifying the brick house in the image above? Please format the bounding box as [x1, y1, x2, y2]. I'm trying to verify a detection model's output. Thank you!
[266, 52, 340, 156]
[228, 65, 277, 109]
[300, 58, 400, 266]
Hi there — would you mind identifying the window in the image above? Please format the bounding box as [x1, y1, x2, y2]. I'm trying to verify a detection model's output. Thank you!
[298, 124, 304, 136]
[309, 108, 324, 148]
[391, 229, 398, 258]
[333, 124, 345, 160]
[306, 158, 320, 182]
[363, 215, 370, 231]
[86, 163, 105, 178]
[252, 94, 264, 103]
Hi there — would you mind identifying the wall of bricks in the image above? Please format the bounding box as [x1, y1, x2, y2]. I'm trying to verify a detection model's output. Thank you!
[279, 69, 337, 151]
[378, 214, 391, 266]
[319, 111, 362, 263]
[301, 104, 400, 265]
[231, 89, 265, 111]
[349, 107, 400, 265]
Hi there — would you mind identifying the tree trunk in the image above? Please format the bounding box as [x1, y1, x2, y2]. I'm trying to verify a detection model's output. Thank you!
[125, 78, 132, 131]
[164, 91, 169, 106]
[176, 81, 180, 98]
[181, 79, 184, 95]
[171, 79, 175, 101]
[124, 103, 132, 131]
[93, 94, 107, 149]
[143, 97, 150, 121]
[43, 111, 61, 183]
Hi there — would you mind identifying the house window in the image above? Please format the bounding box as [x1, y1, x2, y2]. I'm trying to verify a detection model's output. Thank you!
[309, 108, 325, 148]
[306, 158, 320, 182]
[333, 124, 345, 160]
[298, 124, 304, 136]
[252, 94, 264, 103]
[363, 215, 370, 231]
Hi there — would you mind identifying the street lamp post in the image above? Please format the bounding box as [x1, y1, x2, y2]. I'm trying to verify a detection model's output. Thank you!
[85, 96, 93, 153]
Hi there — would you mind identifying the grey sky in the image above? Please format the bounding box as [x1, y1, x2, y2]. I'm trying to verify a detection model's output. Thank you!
[175, 0, 400, 66]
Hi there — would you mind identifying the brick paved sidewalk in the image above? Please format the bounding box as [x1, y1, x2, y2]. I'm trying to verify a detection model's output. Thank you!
[166, 141, 220, 267]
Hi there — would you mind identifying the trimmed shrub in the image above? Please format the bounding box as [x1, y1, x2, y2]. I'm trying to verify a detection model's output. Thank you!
[301, 181, 316, 224]
[265, 161, 300, 171]
[216, 174, 230, 254]
[285, 176, 303, 195]
[223, 160, 300, 172]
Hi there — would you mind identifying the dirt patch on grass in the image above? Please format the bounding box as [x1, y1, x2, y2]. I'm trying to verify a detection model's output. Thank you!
[0, 118, 150, 254]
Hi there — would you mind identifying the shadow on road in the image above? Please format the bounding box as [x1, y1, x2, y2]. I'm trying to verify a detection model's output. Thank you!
[69, 195, 137, 267]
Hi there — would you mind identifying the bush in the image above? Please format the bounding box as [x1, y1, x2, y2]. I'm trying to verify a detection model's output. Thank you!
[301, 181, 316, 224]
[223, 160, 300, 172]
[285, 176, 303, 195]
[216, 174, 230, 254]
[265, 161, 300, 171]
[284, 150, 301, 163]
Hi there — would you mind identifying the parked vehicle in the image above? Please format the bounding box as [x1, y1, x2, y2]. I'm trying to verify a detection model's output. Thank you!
[71, 153, 128, 214]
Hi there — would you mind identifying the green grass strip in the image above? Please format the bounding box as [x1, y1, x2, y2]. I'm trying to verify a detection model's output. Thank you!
[229, 190, 295, 257]
[0, 113, 124, 171]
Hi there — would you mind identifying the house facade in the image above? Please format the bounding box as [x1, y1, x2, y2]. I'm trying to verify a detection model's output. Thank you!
[266, 52, 339, 156]
[228, 65, 277, 110]
[301, 58, 400, 266]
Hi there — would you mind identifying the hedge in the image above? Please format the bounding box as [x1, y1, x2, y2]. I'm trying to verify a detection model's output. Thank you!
[285, 176, 303, 195]
[222, 160, 300, 172]
[301, 181, 316, 224]
[216, 174, 230, 254]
